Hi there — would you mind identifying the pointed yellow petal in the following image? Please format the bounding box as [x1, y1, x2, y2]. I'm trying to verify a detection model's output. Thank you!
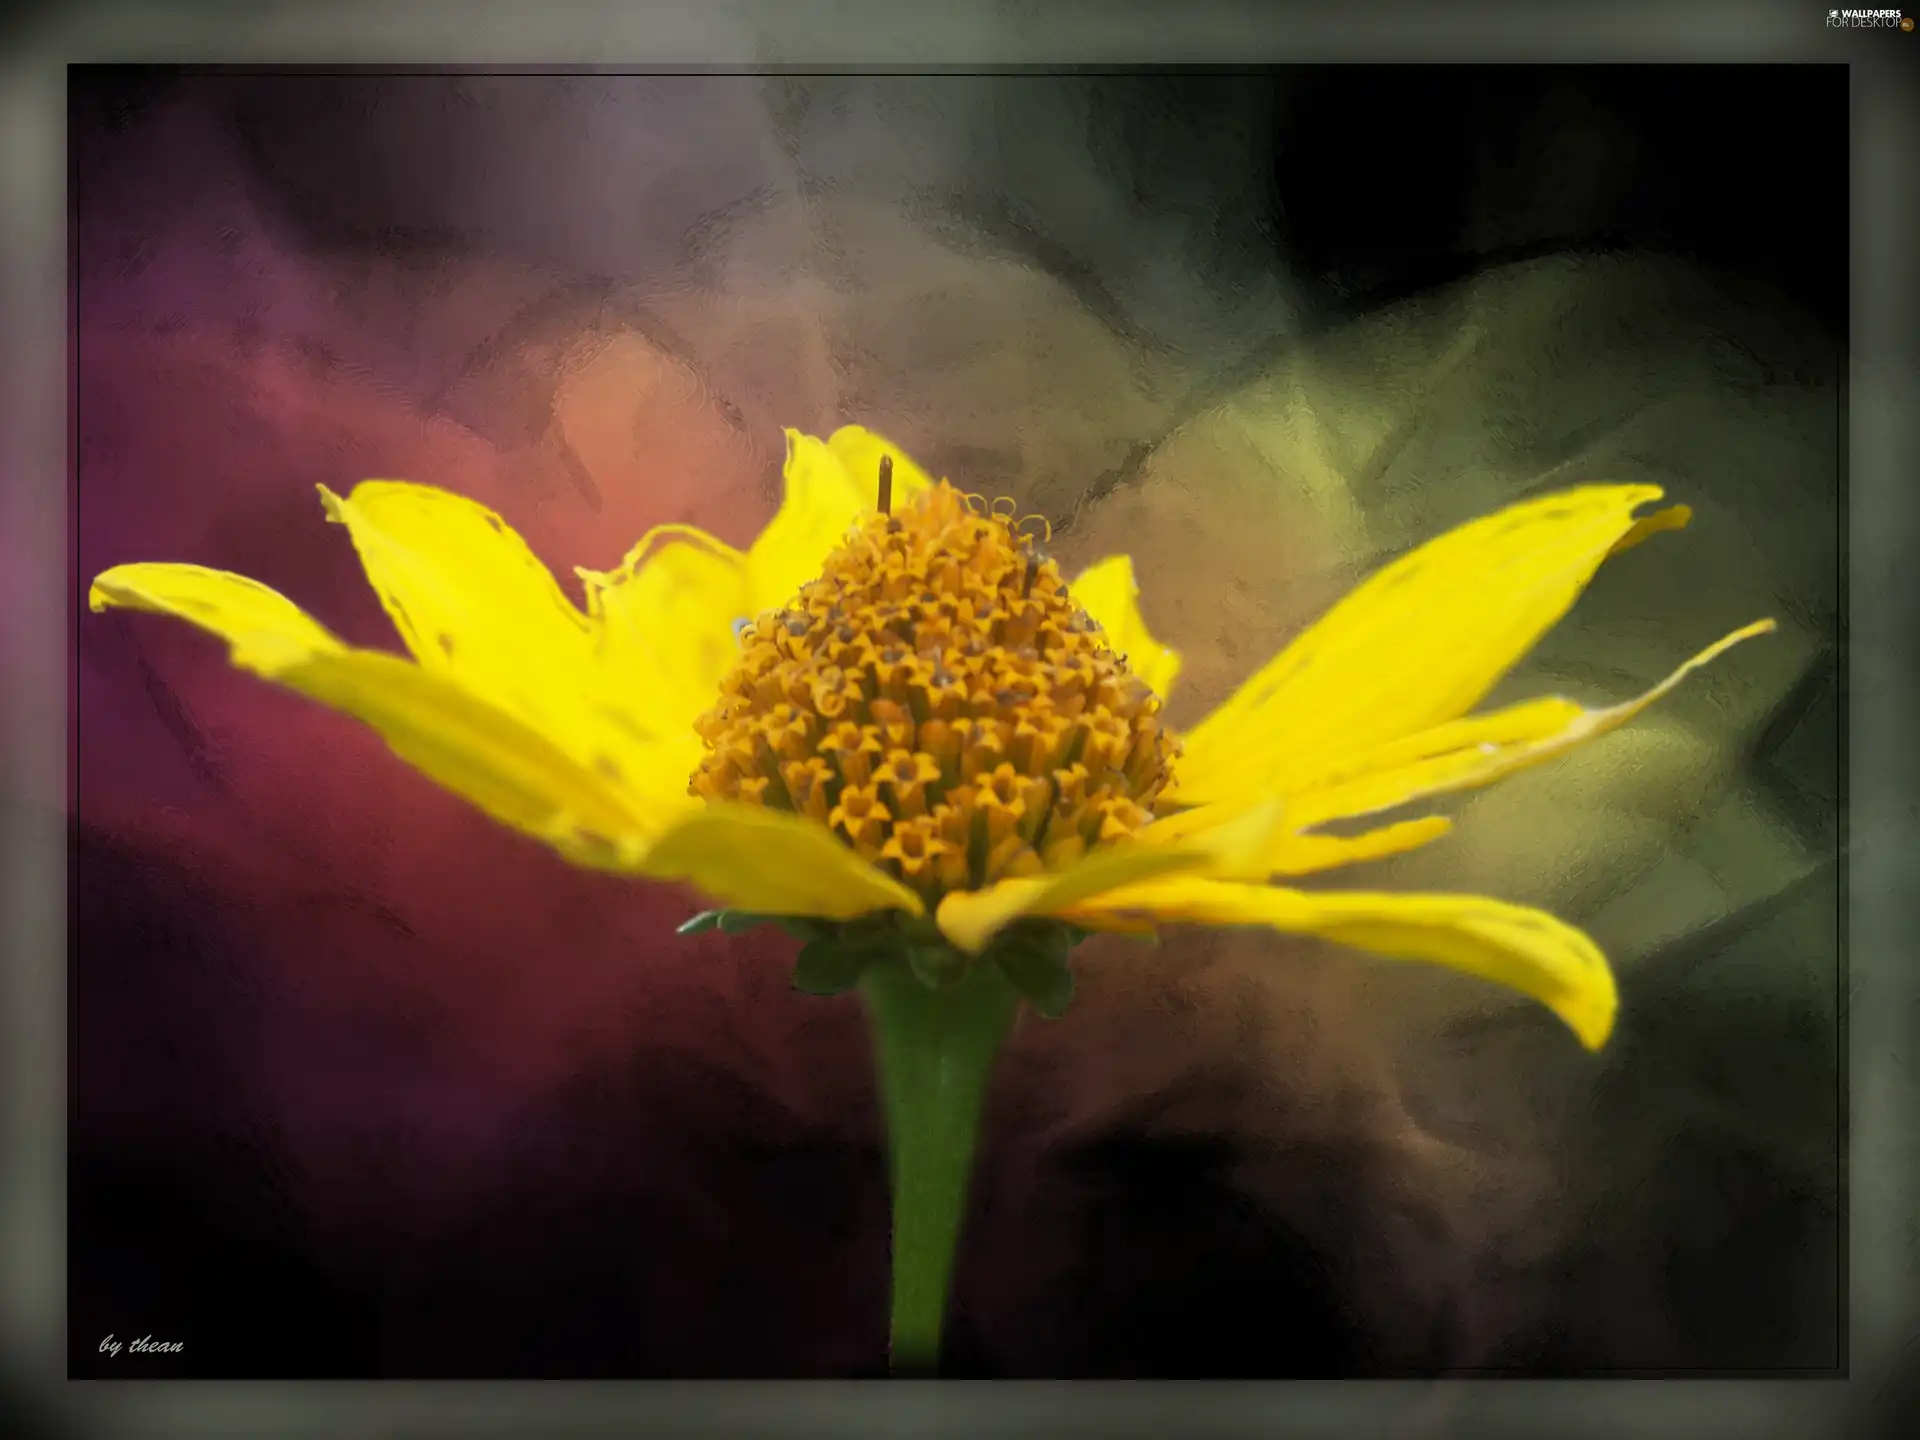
[935, 848, 1204, 956]
[271, 648, 671, 868]
[824, 425, 939, 510]
[90, 562, 345, 669]
[1609, 503, 1691, 557]
[1065, 877, 1619, 1050]
[740, 430, 869, 616]
[582, 429, 933, 741]
[577, 526, 750, 738]
[935, 800, 1285, 954]
[1150, 620, 1770, 875]
[640, 803, 926, 920]
[317, 480, 593, 696]
[1171, 485, 1681, 805]
[1263, 815, 1456, 876]
[89, 563, 663, 865]
[1068, 555, 1183, 698]
[1137, 797, 1452, 878]
[318, 481, 695, 803]
[1285, 619, 1778, 829]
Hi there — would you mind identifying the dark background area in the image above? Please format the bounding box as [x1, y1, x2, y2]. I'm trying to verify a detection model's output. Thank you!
[1268, 65, 1845, 334]
[72, 66, 1848, 340]
[69, 65, 1844, 1379]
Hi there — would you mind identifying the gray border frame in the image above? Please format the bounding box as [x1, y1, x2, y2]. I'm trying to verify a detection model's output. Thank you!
[8, 3, 1908, 1435]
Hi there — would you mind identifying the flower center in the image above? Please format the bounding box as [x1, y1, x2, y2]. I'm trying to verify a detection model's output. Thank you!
[690, 481, 1180, 900]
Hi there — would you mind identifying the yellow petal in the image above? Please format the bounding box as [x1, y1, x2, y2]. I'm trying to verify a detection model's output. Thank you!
[318, 481, 696, 805]
[1263, 815, 1456, 876]
[1151, 620, 1770, 874]
[577, 526, 750, 739]
[640, 802, 926, 920]
[1064, 876, 1619, 1050]
[1171, 484, 1680, 805]
[1285, 619, 1778, 829]
[824, 424, 939, 510]
[1068, 555, 1183, 698]
[739, 430, 871, 616]
[275, 649, 670, 867]
[935, 800, 1285, 954]
[317, 480, 593, 701]
[89, 562, 345, 670]
[89, 563, 662, 865]
[1138, 797, 1453, 878]
[580, 428, 934, 737]
[1609, 503, 1692, 556]
[935, 848, 1205, 956]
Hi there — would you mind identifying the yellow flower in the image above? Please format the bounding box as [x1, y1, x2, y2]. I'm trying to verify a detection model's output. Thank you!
[89, 426, 1773, 1051]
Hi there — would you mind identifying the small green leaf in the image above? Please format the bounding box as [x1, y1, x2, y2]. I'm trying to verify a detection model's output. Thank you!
[684, 910, 833, 941]
[792, 938, 871, 996]
[994, 937, 1076, 1018]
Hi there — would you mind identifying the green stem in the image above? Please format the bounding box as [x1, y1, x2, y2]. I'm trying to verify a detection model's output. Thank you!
[859, 956, 1019, 1375]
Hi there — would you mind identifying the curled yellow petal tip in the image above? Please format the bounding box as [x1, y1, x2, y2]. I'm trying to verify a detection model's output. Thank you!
[316, 482, 348, 522]
[1609, 501, 1693, 557]
[1572, 984, 1619, 1053]
[1063, 877, 1622, 1052]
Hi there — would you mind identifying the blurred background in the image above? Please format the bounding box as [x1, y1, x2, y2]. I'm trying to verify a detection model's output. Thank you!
[69, 65, 1841, 1378]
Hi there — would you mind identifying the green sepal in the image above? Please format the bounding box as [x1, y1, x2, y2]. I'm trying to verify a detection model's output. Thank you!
[772, 916, 834, 942]
[989, 922, 1077, 1019]
[677, 909, 831, 941]
[906, 942, 970, 991]
[791, 937, 873, 996]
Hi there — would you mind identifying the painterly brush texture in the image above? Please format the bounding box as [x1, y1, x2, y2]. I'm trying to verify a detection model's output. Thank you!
[67, 68, 1841, 1378]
